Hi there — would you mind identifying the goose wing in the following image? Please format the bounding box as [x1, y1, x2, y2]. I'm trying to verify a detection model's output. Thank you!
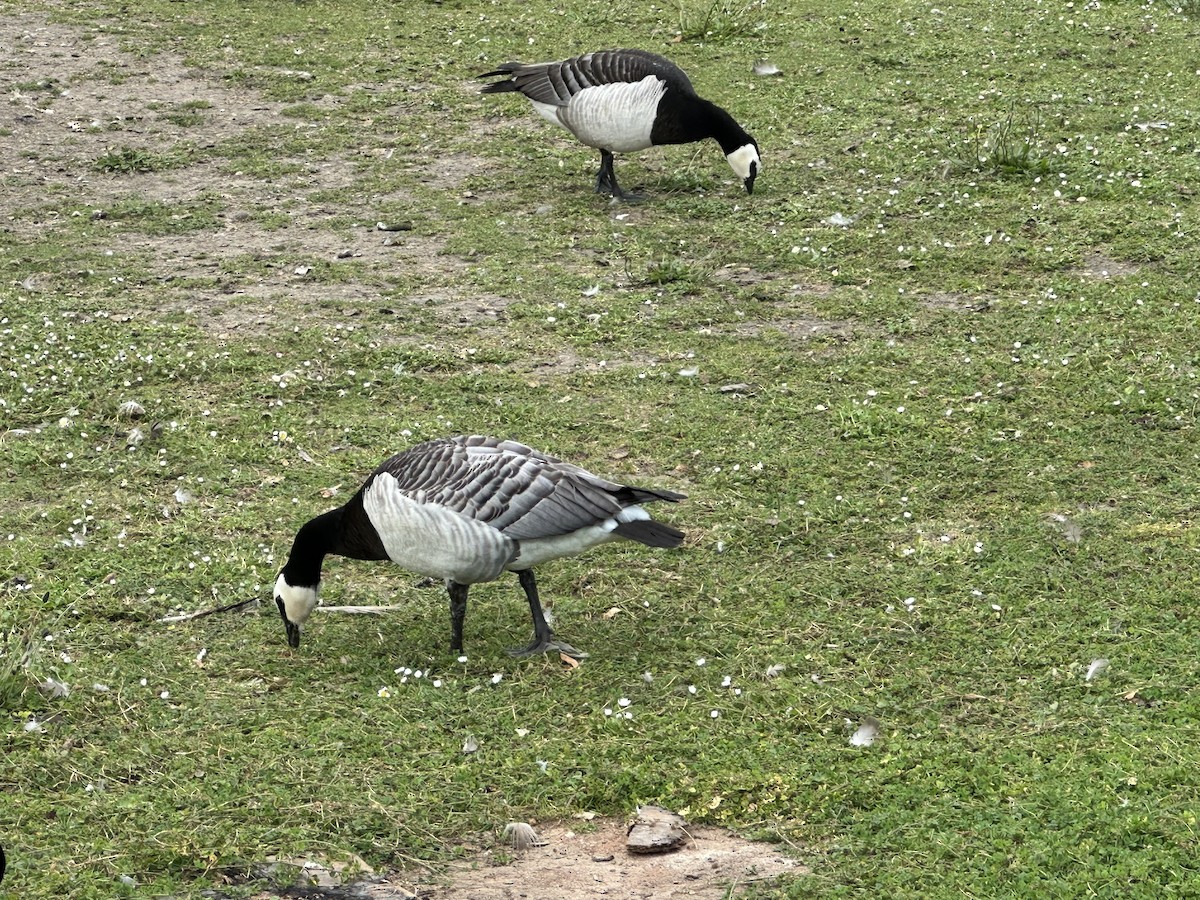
[482, 49, 693, 107]
[373, 436, 680, 541]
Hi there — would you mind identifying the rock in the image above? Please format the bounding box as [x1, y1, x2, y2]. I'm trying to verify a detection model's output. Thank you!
[626, 805, 688, 855]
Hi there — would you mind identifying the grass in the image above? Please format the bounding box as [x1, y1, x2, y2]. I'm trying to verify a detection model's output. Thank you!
[677, 0, 768, 42]
[943, 105, 1051, 178]
[2, 0, 1200, 897]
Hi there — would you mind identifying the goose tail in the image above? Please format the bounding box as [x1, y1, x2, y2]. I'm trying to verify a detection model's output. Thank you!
[618, 486, 687, 506]
[614, 519, 685, 549]
[479, 63, 523, 92]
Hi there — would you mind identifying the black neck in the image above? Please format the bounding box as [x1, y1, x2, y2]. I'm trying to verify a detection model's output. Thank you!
[280, 507, 341, 589]
[280, 493, 390, 588]
[653, 95, 752, 155]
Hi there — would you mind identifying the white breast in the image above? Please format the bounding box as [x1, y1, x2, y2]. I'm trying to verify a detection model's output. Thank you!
[363, 473, 516, 584]
[508, 524, 619, 570]
[559, 76, 666, 152]
[505, 504, 649, 570]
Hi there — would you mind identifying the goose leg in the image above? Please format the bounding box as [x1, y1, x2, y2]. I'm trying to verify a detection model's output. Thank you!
[507, 569, 588, 659]
[595, 150, 643, 203]
[447, 580, 469, 652]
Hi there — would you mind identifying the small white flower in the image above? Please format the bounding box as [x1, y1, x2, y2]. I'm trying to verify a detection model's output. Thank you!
[642, 671, 654, 683]
[710, 709, 720, 718]
[687, 685, 697, 695]
[721, 676, 732, 687]
[696, 657, 707, 667]
[491, 673, 503, 685]
[377, 687, 392, 698]
[618, 697, 631, 708]
[457, 655, 468, 664]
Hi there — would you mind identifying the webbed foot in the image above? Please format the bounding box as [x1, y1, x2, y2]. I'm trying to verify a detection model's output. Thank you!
[506, 636, 589, 659]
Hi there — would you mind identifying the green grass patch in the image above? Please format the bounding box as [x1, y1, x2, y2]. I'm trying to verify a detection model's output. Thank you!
[92, 145, 189, 174]
[3, 0, 1200, 897]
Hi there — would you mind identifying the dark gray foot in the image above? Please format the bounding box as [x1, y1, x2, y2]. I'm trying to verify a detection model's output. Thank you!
[609, 187, 646, 203]
[506, 636, 589, 659]
[594, 149, 644, 202]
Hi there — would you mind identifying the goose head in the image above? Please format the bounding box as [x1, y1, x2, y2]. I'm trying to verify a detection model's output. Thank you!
[726, 141, 760, 194]
[274, 573, 320, 648]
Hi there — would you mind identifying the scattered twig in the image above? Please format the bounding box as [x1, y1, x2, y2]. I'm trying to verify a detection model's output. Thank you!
[157, 598, 259, 623]
[313, 605, 405, 615]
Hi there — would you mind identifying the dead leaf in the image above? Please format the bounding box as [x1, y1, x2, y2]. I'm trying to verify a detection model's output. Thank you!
[602, 607, 622, 620]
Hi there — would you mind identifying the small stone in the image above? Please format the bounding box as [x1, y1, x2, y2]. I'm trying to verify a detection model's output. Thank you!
[117, 400, 145, 420]
[626, 805, 688, 855]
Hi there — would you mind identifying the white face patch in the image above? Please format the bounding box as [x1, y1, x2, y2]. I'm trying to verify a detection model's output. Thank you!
[275, 573, 320, 626]
[725, 143, 760, 181]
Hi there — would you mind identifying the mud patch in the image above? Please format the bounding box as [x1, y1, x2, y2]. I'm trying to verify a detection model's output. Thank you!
[917, 291, 992, 313]
[1074, 251, 1138, 279]
[713, 314, 855, 343]
[252, 819, 805, 899]
[712, 265, 835, 299]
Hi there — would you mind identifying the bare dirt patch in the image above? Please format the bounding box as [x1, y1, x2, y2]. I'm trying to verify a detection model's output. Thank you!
[1074, 251, 1139, 280]
[0, 11, 500, 338]
[253, 818, 805, 899]
[712, 265, 835, 299]
[917, 291, 992, 313]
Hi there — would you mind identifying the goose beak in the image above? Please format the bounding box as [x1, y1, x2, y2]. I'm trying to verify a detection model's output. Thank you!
[744, 161, 758, 195]
[276, 596, 301, 648]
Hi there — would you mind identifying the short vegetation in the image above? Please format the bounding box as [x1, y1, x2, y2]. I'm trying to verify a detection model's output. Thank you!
[2, 0, 1199, 897]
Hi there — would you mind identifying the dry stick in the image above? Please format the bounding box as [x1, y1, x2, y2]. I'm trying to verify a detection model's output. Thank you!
[313, 606, 404, 615]
[157, 597, 259, 623]
[159, 600, 404, 624]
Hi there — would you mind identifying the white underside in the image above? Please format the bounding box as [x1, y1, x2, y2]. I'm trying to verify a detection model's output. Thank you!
[509, 504, 649, 569]
[364, 473, 652, 580]
[364, 473, 516, 584]
[534, 77, 665, 153]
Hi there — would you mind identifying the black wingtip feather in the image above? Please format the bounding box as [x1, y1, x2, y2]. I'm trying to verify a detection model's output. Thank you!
[478, 63, 522, 92]
[614, 519, 685, 549]
[619, 486, 687, 506]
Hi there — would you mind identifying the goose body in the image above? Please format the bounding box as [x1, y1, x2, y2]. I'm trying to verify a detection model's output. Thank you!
[274, 435, 685, 657]
[480, 48, 760, 199]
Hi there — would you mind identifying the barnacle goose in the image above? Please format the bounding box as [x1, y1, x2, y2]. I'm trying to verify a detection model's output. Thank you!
[274, 435, 685, 658]
[479, 48, 760, 200]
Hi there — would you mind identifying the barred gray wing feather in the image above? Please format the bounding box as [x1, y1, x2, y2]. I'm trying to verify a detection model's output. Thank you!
[483, 49, 694, 107]
[372, 436, 673, 541]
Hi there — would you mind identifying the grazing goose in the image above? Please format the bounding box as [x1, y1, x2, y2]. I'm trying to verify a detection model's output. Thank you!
[274, 435, 685, 657]
[479, 48, 760, 200]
